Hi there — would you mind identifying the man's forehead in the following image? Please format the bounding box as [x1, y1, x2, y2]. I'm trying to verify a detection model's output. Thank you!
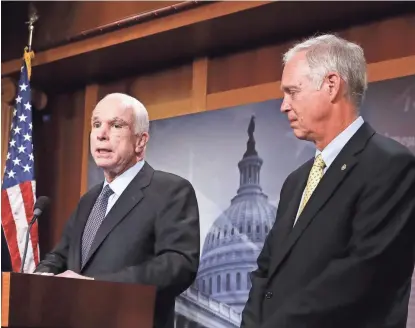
[284, 55, 308, 73]
[92, 103, 133, 121]
[281, 56, 310, 87]
[281, 67, 300, 90]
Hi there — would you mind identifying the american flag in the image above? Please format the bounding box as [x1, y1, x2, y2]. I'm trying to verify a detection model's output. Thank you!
[1, 56, 39, 273]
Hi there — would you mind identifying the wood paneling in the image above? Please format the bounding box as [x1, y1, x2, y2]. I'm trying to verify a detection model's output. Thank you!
[98, 78, 135, 102]
[5, 1, 413, 95]
[80, 84, 99, 197]
[339, 14, 415, 64]
[99, 63, 194, 122]
[33, 1, 184, 46]
[368, 56, 415, 83]
[208, 14, 415, 94]
[191, 57, 208, 112]
[207, 82, 282, 111]
[1, 272, 10, 327]
[1, 77, 17, 173]
[147, 99, 193, 122]
[208, 44, 287, 94]
[128, 63, 193, 106]
[98, 63, 192, 107]
[1, 1, 186, 62]
[1, 103, 13, 174]
[1, 1, 269, 77]
[206, 55, 415, 111]
[33, 89, 85, 250]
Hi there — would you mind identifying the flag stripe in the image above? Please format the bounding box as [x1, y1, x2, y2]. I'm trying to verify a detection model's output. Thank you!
[20, 180, 39, 265]
[1, 190, 22, 272]
[7, 184, 36, 273]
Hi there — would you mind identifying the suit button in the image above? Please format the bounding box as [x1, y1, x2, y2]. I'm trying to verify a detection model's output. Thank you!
[265, 291, 273, 299]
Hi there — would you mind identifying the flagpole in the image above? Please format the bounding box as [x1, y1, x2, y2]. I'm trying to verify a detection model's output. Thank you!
[24, 3, 38, 81]
[26, 3, 39, 52]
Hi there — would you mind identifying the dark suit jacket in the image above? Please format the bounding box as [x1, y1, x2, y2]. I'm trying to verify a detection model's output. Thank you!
[35, 162, 200, 328]
[241, 123, 415, 328]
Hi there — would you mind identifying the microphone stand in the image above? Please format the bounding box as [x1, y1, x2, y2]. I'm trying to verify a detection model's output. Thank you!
[20, 216, 38, 273]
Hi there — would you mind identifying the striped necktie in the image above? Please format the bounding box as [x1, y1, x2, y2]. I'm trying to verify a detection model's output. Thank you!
[81, 185, 114, 267]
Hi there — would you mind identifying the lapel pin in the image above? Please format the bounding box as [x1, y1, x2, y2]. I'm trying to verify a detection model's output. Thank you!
[341, 164, 347, 171]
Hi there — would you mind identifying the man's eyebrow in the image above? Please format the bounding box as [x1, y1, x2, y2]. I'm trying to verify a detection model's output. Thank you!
[281, 84, 301, 92]
[110, 117, 128, 124]
[91, 116, 128, 124]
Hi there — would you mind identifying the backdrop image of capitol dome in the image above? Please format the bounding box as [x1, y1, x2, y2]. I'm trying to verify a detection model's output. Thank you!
[195, 116, 277, 314]
[145, 98, 315, 327]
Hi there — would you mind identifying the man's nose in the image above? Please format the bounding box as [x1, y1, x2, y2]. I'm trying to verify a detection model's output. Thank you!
[280, 97, 291, 113]
[96, 126, 109, 140]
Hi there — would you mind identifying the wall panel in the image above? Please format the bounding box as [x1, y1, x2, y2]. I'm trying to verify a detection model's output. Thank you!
[208, 44, 286, 94]
[34, 89, 85, 253]
[128, 63, 193, 105]
[98, 62, 194, 121]
[207, 14, 415, 94]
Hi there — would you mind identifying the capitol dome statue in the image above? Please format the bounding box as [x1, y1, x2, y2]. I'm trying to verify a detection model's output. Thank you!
[196, 115, 277, 313]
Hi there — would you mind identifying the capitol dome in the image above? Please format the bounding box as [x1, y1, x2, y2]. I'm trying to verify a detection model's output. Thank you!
[196, 116, 277, 313]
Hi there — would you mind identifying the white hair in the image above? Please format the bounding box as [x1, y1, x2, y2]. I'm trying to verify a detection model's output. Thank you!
[283, 34, 368, 107]
[100, 93, 149, 134]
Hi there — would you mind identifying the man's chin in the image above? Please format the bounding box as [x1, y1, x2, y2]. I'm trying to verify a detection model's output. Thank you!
[292, 129, 307, 140]
[94, 159, 115, 170]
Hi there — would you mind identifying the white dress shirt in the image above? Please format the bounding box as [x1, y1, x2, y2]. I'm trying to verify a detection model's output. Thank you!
[102, 160, 145, 216]
[294, 116, 364, 224]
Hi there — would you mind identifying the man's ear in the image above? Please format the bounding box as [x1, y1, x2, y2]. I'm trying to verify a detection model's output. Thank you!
[324, 72, 342, 102]
[135, 132, 149, 153]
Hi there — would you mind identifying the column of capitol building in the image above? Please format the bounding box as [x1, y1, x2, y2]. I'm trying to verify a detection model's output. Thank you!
[175, 116, 277, 327]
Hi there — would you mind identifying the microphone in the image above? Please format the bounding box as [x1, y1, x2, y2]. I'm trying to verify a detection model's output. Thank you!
[20, 196, 50, 273]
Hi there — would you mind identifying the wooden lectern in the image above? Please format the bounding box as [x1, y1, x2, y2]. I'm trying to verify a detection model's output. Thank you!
[1, 272, 156, 328]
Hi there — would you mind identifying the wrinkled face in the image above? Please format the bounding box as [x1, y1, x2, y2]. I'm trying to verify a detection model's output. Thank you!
[90, 97, 142, 178]
[280, 51, 332, 142]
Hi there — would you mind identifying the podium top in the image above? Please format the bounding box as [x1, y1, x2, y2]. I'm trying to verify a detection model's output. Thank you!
[1, 272, 156, 328]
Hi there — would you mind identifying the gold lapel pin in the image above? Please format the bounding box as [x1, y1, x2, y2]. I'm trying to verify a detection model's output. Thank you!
[341, 164, 347, 171]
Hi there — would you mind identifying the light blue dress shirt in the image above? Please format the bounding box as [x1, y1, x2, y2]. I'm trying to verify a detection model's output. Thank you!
[294, 116, 364, 224]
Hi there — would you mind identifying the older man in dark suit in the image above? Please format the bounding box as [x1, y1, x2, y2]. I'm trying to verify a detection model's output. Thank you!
[35, 93, 200, 328]
[241, 34, 415, 328]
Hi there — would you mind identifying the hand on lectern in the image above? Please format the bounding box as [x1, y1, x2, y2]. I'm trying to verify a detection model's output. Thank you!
[56, 270, 94, 280]
[31, 272, 54, 276]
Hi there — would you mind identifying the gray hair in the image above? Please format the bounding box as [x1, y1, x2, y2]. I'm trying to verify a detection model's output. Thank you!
[100, 93, 149, 134]
[283, 34, 368, 107]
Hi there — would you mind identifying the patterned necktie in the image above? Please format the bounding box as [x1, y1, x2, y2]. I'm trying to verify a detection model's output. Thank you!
[81, 185, 114, 266]
[298, 154, 326, 216]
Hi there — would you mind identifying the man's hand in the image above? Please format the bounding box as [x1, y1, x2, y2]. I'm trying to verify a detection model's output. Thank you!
[31, 272, 54, 276]
[56, 270, 94, 280]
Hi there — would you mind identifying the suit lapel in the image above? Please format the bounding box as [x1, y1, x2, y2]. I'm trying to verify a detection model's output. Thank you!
[71, 184, 102, 273]
[273, 161, 312, 248]
[268, 123, 375, 279]
[80, 162, 154, 270]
